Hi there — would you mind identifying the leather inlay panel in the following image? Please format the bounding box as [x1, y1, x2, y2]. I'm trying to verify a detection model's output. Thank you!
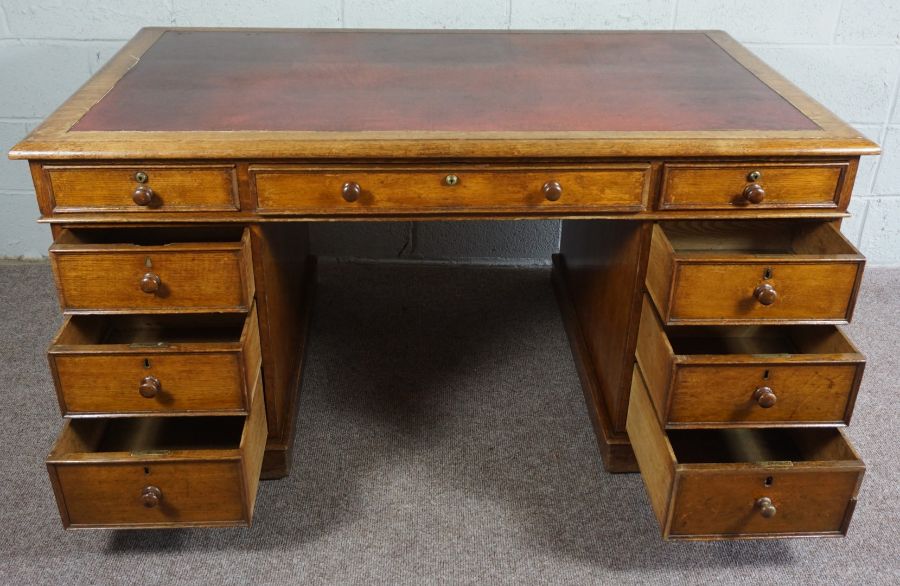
[72, 31, 819, 133]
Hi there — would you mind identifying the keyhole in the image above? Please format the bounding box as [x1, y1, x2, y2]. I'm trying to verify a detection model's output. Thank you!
[763, 267, 773, 280]
[143, 358, 151, 369]
[144, 467, 150, 475]
[764, 476, 774, 487]
[763, 369, 770, 380]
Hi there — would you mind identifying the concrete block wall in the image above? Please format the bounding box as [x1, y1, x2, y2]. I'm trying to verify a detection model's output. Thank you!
[1, 1, 898, 264]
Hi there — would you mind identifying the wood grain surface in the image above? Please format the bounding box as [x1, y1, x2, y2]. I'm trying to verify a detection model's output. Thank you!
[46, 370, 267, 529]
[659, 161, 850, 210]
[627, 366, 865, 539]
[49, 228, 255, 314]
[49, 304, 261, 416]
[46, 164, 239, 213]
[646, 221, 865, 324]
[635, 295, 866, 427]
[253, 164, 650, 214]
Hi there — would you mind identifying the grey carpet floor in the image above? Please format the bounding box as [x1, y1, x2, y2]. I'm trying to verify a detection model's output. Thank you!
[0, 260, 898, 585]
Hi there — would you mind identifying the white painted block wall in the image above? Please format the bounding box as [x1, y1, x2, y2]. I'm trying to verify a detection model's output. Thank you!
[1, 1, 898, 264]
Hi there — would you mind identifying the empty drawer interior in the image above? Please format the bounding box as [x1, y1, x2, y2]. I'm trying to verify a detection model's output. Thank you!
[665, 324, 858, 356]
[60, 416, 245, 455]
[54, 226, 245, 246]
[54, 313, 246, 346]
[667, 427, 859, 465]
[660, 220, 858, 256]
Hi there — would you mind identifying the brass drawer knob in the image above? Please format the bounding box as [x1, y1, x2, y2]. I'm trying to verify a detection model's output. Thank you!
[342, 181, 361, 202]
[756, 497, 777, 518]
[742, 183, 766, 204]
[753, 386, 777, 408]
[754, 283, 777, 306]
[140, 272, 161, 294]
[132, 185, 154, 206]
[139, 375, 161, 398]
[141, 485, 162, 508]
[542, 180, 563, 202]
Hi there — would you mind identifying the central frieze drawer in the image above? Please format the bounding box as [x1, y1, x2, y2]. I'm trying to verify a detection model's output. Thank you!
[49, 227, 254, 314]
[251, 165, 651, 214]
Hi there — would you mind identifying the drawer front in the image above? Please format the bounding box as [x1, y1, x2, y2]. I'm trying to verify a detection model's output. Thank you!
[669, 262, 861, 323]
[670, 468, 863, 538]
[252, 165, 650, 214]
[659, 162, 849, 210]
[45, 165, 239, 212]
[52, 461, 247, 527]
[49, 306, 262, 416]
[646, 222, 866, 324]
[47, 371, 267, 529]
[50, 230, 254, 313]
[635, 295, 865, 427]
[668, 364, 862, 426]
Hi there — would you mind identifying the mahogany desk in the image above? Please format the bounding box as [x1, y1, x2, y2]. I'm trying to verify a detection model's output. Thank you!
[10, 29, 878, 540]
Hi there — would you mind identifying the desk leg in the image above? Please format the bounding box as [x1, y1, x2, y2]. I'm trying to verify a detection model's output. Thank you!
[553, 220, 652, 473]
[250, 224, 317, 479]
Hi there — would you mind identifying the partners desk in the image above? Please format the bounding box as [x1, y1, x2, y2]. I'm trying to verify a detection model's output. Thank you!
[10, 29, 878, 540]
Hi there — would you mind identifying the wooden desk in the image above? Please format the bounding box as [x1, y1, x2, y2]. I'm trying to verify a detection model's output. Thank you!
[10, 29, 878, 540]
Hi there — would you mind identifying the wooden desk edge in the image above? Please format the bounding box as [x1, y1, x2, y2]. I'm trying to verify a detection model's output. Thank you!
[8, 28, 880, 161]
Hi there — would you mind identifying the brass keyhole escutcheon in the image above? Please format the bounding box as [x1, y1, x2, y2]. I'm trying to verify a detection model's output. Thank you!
[444, 174, 459, 186]
[134, 171, 148, 184]
[747, 170, 761, 182]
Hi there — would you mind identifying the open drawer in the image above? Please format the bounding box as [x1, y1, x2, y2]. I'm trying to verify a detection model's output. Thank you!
[46, 371, 267, 529]
[49, 227, 255, 314]
[627, 367, 865, 540]
[636, 295, 865, 427]
[49, 304, 261, 417]
[646, 220, 865, 324]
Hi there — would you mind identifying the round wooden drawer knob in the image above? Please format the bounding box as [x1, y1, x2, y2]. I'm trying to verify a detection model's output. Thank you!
[542, 180, 563, 201]
[342, 181, 361, 202]
[132, 185, 154, 206]
[754, 283, 777, 306]
[141, 485, 162, 508]
[139, 375, 161, 398]
[756, 497, 777, 518]
[753, 386, 777, 408]
[742, 183, 766, 204]
[140, 272, 161, 294]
